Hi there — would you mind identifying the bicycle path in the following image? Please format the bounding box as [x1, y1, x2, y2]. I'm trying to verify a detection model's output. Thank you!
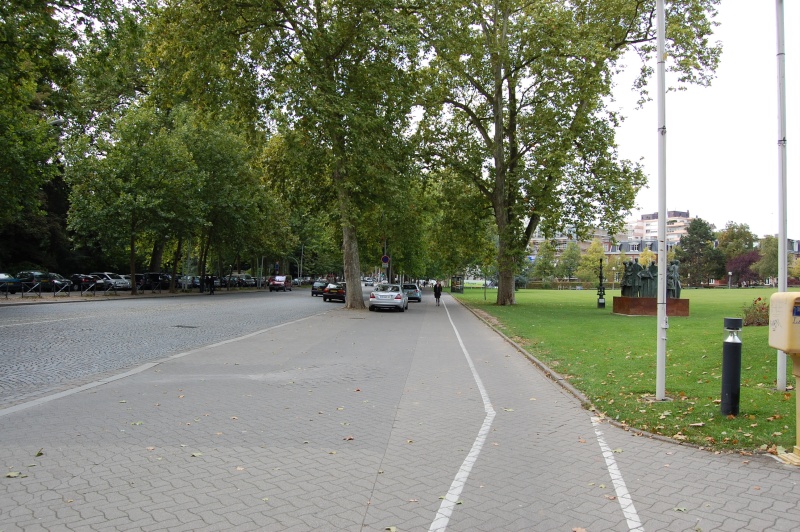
[1, 291, 799, 531]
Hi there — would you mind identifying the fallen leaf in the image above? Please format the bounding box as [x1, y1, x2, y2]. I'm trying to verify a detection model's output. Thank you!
[753, 486, 761, 490]
[119, 400, 127, 403]
[689, 422, 705, 427]
[329, 451, 337, 455]
[178, 395, 184, 399]
[503, 408, 514, 412]
[612, 448, 623, 453]
[231, 416, 238, 420]
[262, 497, 269, 502]
[190, 452, 203, 457]
[6, 472, 21, 478]
[146, 447, 156, 451]
[343, 436, 354, 441]
[674, 507, 687, 512]
[385, 527, 396, 532]
[236, 466, 245, 471]
[604, 494, 617, 500]
[572, 528, 587, 532]
[408, 499, 419, 502]
[35, 448, 44, 457]
[131, 421, 143, 426]
[355, 388, 361, 392]
[578, 438, 586, 444]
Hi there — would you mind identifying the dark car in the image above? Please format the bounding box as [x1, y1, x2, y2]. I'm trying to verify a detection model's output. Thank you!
[16, 271, 52, 292]
[48, 273, 71, 293]
[135, 272, 171, 290]
[71, 274, 107, 291]
[322, 282, 346, 302]
[0, 273, 22, 294]
[311, 280, 328, 297]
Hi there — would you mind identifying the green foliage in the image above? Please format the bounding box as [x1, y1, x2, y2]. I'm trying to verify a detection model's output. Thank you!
[417, 0, 720, 304]
[753, 235, 780, 280]
[577, 238, 606, 282]
[716, 222, 757, 261]
[532, 240, 556, 281]
[556, 242, 582, 281]
[0, 1, 73, 229]
[456, 287, 798, 453]
[675, 217, 726, 285]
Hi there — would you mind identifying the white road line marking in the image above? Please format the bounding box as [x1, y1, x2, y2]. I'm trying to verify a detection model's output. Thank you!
[429, 300, 496, 532]
[592, 416, 644, 531]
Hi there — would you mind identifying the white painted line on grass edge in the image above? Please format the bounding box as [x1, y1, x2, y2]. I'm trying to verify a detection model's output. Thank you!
[592, 416, 644, 531]
[429, 300, 496, 532]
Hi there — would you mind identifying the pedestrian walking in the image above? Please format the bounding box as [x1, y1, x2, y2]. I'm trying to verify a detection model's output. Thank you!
[433, 280, 442, 306]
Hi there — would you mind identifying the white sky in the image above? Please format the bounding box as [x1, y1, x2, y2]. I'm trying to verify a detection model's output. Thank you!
[613, 1, 797, 239]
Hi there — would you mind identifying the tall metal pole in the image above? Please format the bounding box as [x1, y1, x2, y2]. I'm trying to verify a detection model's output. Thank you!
[655, 0, 668, 400]
[776, 0, 788, 390]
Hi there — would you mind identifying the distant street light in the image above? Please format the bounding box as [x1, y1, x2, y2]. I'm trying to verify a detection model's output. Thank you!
[728, 271, 733, 289]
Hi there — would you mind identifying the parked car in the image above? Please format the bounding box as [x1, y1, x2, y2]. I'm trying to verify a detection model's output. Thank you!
[402, 283, 422, 302]
[269, 275, 293, 292]
[48, 273, 71, 292]
[90, 272, 131, 290]
[16, 271, 52, 291]
[368, 283, 408, 312]
[178, 275, 200, 289]
[322, 282, 346, 302]
[364, 277, 374, 286]
[135, 272, 171, 290]
[70, 273, 100, 291]
[230, 273, 256, 287]
[0, 273, 22, 294]
[311, 280, 328, 297]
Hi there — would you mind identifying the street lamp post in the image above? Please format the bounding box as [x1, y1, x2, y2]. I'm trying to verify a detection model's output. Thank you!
[728, 271, 733, 289]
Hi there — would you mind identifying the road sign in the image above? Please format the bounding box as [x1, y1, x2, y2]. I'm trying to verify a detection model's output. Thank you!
[381, 255, 390, 264]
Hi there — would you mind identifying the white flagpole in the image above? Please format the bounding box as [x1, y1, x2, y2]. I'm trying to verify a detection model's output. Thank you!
[776, 0, 788, 391]
[656, 0, 668, 400]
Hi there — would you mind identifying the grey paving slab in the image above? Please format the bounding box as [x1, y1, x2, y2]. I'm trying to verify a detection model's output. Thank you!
[1, 290, 799, 532]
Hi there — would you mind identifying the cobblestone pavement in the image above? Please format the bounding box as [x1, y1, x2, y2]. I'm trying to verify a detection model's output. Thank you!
[1, 290, 799, 531]
[0, 289, 320, 408]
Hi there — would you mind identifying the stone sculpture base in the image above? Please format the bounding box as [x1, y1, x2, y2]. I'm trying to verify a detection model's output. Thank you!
[613, 296, 690, 317]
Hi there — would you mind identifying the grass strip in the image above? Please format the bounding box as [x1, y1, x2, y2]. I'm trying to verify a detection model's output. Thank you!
[455, 287, 797, 455]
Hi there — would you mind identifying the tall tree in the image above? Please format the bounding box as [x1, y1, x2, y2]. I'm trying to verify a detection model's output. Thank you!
[753, 235, 782, 283]
[577, 238, 606, 282]
[154, 0, 420, 309]
[556, 242, 581, 282]
[675, 217, 725, 286]
[532, 240, 556, 281]
[716, 222, 756, 261]
[417, 0, 720, 304]
[726, 250, 760, 286]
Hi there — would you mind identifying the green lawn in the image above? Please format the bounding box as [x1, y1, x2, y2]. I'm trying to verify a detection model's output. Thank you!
[454, 287, 798, 454]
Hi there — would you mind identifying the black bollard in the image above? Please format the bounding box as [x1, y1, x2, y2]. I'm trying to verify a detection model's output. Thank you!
[720, 317, 743, 416]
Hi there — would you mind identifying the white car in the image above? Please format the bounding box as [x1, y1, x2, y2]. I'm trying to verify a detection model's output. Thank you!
[368, 284, 408, 312]
[90, 272, 131, 290]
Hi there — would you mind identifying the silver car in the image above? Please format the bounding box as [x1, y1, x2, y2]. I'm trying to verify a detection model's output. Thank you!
[368, 283, 409, 312]
[90, 272, 132, 290]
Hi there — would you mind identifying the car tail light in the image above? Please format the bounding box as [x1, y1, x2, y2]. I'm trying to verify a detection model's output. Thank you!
[370, 293, 376, 299]
[395, 294, 402, 300]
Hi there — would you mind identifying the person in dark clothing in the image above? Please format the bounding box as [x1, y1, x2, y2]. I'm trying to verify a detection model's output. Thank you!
[433, 280, 442, 306]
[209, 275, 215, 294]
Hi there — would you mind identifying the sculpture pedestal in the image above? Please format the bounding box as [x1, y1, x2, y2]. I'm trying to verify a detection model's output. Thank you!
[613, 296, 690, 317]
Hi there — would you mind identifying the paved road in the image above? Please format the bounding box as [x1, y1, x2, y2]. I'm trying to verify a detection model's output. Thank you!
[0, 290, 322, 408]
[1, 290, 800, 531]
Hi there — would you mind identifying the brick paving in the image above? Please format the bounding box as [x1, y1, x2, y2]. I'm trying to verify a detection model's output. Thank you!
[1, 290, 799, 531]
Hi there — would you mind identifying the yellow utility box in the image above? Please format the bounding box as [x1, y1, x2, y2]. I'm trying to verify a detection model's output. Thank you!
[769, 292, 800, 353]
[769, 292, 800, 465]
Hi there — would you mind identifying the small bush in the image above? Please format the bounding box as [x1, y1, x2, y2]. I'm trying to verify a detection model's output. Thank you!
[742, 296, 769, 326]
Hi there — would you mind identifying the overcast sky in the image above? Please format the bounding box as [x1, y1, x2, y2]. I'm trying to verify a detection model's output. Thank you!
[612, 1, 796, 239]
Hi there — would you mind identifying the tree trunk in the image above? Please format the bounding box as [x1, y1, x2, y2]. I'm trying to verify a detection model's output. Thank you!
[149, 240, 165, 272]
